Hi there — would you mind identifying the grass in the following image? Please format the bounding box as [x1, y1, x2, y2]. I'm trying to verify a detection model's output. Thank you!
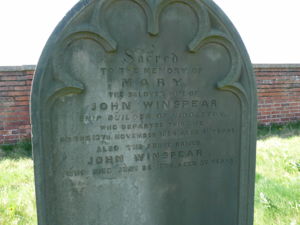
[0, 158, 36, 225]
[0, 140, 36, 225]
[0, 125, 299, 225]
[255, 123, 300, 225]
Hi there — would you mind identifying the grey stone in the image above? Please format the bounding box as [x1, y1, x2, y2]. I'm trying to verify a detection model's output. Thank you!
[31, 0, 257, 224]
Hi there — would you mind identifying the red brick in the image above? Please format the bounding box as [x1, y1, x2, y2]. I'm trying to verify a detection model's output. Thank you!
[15, 101, 29, 106]
[4, 135, 19, 140]
[0, 111, 29, 116]
[15, 96, 30, 101]
[0, 71, 22, 76]
[0, 86, 14, 91]
[23, 70, 35, 75]
[0, 106, 29, 112]
[22, 75, 33, 80]
[0, 76, 18, 81]
[0, 130, 11, 135]
[0, 101, 15, 107]
[0, 81, 26, 86]
[3, 116, 30, 121]
[4, 121, 29, 127]
[14, 86, 32, 91]
[1, 91, 30, 97]
[19, 129, 31, 134]
[19, 125, 31, 129]
[4, 126, 19, 130]
[25, 81, 32, 85]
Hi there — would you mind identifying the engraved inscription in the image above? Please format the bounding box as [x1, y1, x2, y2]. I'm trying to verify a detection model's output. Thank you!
[56, 47, 239, 180]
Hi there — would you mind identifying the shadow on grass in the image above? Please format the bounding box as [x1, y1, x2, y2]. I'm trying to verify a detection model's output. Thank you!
[257, 121, 300, 140]
[0, 139, 32, 161]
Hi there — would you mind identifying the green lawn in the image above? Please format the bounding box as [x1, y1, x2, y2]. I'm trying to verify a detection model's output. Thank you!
[0, 154, 36, 224]
[0, 126, 299, 225]
[255, 135, 300, 224]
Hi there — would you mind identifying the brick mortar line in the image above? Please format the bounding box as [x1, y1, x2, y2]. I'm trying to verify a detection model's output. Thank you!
[253, 63, 300, 68]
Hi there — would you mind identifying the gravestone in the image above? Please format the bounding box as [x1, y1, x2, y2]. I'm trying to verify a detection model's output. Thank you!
[31, 0, 257, 224]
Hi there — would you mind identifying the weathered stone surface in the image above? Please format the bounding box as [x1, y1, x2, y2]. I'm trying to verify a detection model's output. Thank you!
[31, 0, 257, 224]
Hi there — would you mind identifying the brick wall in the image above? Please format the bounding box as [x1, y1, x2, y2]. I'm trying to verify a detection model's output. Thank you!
[255, 64, 300, 125]
[0, 64, 300, 144]
[0, 66, 35, 144]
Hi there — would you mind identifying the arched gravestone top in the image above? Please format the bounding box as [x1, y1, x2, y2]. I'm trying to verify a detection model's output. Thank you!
[31, 0, 257, 224]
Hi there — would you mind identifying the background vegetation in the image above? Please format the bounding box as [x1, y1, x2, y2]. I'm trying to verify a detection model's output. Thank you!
[0, 123, 299, 225]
